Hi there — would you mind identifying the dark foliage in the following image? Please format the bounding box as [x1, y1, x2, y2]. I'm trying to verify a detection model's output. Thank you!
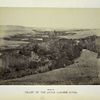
[0, 35, 98, 80]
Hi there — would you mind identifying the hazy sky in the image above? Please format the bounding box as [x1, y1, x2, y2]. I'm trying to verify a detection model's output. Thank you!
[0, 8, 100, 29]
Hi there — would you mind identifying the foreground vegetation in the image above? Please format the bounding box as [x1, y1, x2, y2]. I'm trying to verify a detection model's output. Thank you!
[0, 49, 99, 85]
[0, 27, 100, 84]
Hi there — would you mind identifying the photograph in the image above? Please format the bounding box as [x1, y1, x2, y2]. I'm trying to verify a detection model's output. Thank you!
[0, 8, 100, 85]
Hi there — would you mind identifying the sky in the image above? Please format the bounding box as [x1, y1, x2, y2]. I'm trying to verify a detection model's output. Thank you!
[0, 8, 100, 29]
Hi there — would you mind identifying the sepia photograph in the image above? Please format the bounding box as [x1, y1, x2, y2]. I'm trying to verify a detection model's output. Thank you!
[0, 8, 100, 85]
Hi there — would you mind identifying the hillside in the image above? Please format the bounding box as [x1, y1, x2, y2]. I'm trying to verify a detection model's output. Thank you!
[0, 25, 100, 85]
[0, 49, 99, 85]
[0, 25, 100, 38]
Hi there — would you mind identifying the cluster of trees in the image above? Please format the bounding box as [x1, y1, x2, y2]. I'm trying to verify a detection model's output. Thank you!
[0, 35, 98, 80]
[78, 35, 97, 52]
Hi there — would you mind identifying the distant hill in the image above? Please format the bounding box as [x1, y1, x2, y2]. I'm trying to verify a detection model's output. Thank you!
[0, 25, 35, 38]
[0, 25, 100, 38]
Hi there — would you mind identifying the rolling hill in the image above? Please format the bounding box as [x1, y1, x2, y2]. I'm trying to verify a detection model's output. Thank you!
[0, 49, 99, 85]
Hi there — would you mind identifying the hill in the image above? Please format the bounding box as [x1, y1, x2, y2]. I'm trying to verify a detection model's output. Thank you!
[0, 25, 100, 85]
[0, 49, 99, 85]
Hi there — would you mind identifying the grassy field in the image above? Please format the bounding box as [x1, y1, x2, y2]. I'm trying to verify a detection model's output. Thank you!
[0, 49, 99, 85]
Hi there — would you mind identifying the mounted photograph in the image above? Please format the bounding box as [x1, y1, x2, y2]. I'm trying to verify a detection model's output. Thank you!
[0, 8, 100, 85]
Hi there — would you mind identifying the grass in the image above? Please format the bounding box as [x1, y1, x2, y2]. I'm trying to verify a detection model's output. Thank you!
[0, 49, 99, 85]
